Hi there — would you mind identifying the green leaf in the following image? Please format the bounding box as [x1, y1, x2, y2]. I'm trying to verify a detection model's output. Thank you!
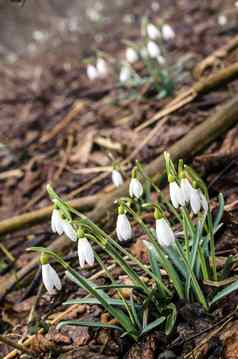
[57, 320, 123, 331]
[141, 316, 166, 335]
[63, 297, 141, 309]
[214, 193, 224, 230]
[210, 280, 238, 306]
[165, 303, 177, 335]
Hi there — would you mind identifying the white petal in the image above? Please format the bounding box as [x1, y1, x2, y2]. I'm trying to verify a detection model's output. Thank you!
[147, 41, 161, 58]
[48, 264, 62, 290]
[169, 182, 179, 208]
[79, 238, 94, 267]
[112, 170, 123, 187]
[87, 65, 98, 80]
[116, 214, 132, 241]
[62, 221, 77, 241]
[42, 264, 55, 294]
[161, 24, 175, 40]
[51, 209, 64, 235]
[120, 67, 131, 83]
[180, 178, 192, 203]
[129, 178, 143, 199]
[156, 218, 175, 247]
[200, 191, 208, 213]
[96, 58, 108, 77]
[126, 48, 138, 63]
[190, 188, 201, 214]
[147, 23, 160, 40]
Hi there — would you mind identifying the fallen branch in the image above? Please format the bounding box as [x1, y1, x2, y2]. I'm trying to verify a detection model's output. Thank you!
[136, 62, 238, 131]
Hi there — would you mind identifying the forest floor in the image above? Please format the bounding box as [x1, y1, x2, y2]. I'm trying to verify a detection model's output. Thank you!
[1, 0, 238, 358]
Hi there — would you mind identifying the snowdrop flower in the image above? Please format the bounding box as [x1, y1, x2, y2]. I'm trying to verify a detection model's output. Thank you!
[51, 208, 64, 235]
[169, 179, 185, 208]
[78, 237, 94, 268]
[126, 48, 139, 63]
[140, 47, 149, 59]
[112, 169, 124, 188]
[116, 210, 132, 241]
[147, 23, 161, 40]
[190, 187, 201, 215]
[156, 217, 175, 247]
[120, 66, 131, 83]
[41, 254, 62, 295]
[218, 15, 227, 26]
[180, 177, 193, 203]
[129, 178, 143, 199]
[161, 24, 175, 40]
[157, 55, 165, 65]
[96, 58, 108, 77]
[147, 41, 161, 58]
[87, 64, 99, 80]
[62, 221, 77, 241]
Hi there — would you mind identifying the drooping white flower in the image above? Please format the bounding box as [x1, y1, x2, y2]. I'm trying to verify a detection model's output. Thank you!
[147, 23, 161, 40]
[140, 47, 149, 59]
[126, 48, 139, 63]
[190, 187, 201, 214]
[42, 263, 62, 295]
[169, 181, 185, 208]
[87, 64, 99, 80]
[180, 178, 193, 203]
[157, 55, 165, 64]
[112, 169, 124, 188]
[51, 208, 64, 235]
[129, 178, 143, 199]
[78, 237, 94, 268]
[96, 58, 108, 77]
[161, 24, 175, 40]
[116, 213, 132, 241]
[119, 66, 131, 83]
[156, 218, 175, 247]
[62, 221, 77, 241]
[147, 41, 161, 58]
[218, 15, 227, 26]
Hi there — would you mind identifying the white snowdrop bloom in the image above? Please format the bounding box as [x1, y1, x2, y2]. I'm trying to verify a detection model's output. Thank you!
[62, 221, 77, 241]
[126, 48, 139, 63]
[42, 263, 62, 295]
[180, 178, 193, 203]
[78, 237, 94, 268]
[161, 24, 175, 40]
[96, 58, 108, 77]
[147, 41, 161, 58]
[112, 169, 124, 188]
[51, 209, 64, 235]
[169, 181, 185, 208]
[87, 64, 99, 80]
[147, 23, 161, 40]
[129, 178, 143, 199]
[218, 15, 227, 26]
[157, 55, 165, 65]
[116, 214, 132, 241]
[140, 47, 149, 59]
[156, 218, 175, 247]
[190, 187, 201, 214]
[151, 1, 160, 12]
[199, 191, 208, 213]
[119, 66, 131, 83]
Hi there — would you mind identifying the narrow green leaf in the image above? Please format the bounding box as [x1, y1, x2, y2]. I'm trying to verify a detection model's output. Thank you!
[165, 303, 177, 335]
[141, 316, 166, 335]
[57, 320, 122, 331]
[210, 280, 238, 306]
[63, 297, 142, 309]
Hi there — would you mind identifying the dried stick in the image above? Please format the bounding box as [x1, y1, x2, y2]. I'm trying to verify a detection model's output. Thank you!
[136, 62, 238, 131]
[194, 35, 238, 78]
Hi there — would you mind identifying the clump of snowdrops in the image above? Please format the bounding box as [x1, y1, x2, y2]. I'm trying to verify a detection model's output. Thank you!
[86, 18, 176, 98]
[30, 152, 238, 341]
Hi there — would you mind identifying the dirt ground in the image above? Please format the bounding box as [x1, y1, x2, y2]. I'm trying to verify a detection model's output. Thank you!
[1, 0, 238, 358]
